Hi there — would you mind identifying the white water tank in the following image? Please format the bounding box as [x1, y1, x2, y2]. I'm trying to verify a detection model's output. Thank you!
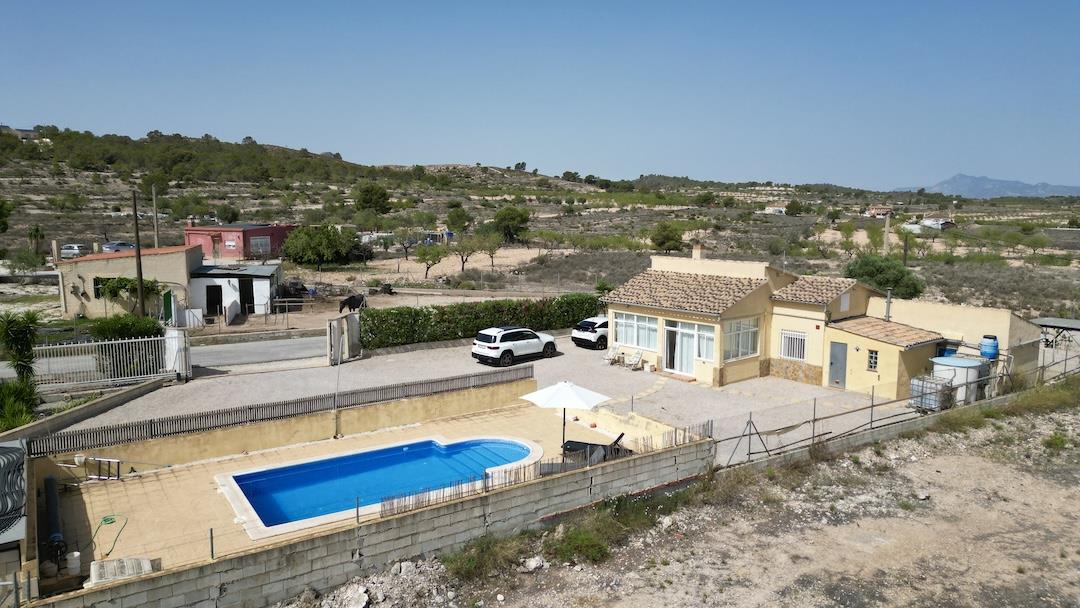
[931, 356, 989, 404]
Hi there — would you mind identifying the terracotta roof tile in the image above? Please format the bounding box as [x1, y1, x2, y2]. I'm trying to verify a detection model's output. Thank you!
[601, 269, 766, 316]
[772, 276, 857, 305]
[829, 316, 943, 349]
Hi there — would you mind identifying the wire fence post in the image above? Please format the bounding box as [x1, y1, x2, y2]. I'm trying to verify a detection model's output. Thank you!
[811, 398, 817, 443]
[355, 497, 360, 524]
[746, 413, 752, 462]
[209, 528, 215, 560]
[869, 387, 875, 429]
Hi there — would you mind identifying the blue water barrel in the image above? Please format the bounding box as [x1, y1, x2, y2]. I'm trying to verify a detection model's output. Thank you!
[980, 335, 999, 361]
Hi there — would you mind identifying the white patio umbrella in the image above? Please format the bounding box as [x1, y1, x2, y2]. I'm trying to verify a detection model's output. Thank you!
[520, 381, 611, 447]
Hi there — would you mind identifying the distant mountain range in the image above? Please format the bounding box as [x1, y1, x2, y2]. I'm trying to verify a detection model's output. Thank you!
[898, 174, 1080, 199]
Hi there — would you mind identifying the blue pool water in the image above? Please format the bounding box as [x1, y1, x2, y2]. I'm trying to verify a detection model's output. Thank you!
[234, 439, 532, 526]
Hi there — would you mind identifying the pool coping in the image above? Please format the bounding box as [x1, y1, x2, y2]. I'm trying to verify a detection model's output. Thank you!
[215, 434, 544, 540]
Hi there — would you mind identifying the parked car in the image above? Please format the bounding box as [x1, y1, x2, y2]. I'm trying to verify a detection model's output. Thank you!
[101, 241, 136, 253]
[59, 244, 90, 259]
[471, 326, 557, 366]
[571, 315, 609, 350]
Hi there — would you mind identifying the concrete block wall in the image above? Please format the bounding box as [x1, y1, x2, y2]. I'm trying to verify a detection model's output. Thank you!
[33, 440, 714, 608]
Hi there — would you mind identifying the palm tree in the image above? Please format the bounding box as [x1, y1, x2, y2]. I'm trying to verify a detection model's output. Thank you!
[27, 224, 44, 253]
[0, 311, 40, 382]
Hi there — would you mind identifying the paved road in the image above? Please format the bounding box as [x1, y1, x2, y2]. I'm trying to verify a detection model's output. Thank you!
[0, 336, 327, 379]
[190, 336, 325, 367]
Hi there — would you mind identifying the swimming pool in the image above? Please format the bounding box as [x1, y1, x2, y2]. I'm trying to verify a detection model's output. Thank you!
[217, 436, 540, 538]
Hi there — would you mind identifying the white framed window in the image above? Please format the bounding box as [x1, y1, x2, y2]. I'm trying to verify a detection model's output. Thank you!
[867, 349, 879, 371]
[614, 312, 658, 350]
[666, 320, 715, 360]
[723, 316, 760, 361]
[839, 291, 851, 312]
[780, 330, 807, 361]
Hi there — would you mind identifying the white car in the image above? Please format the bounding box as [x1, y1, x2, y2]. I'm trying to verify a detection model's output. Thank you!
[571, 316, 609, 350]
[471, 326, 557, 366]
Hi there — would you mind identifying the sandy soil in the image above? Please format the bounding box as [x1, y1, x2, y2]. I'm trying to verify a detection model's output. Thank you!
[0, 283, 62, 320]
[282, 407, 1080, 608]
[287, 247, 567, 287]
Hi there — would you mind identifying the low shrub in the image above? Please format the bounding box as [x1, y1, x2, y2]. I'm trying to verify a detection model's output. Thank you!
[440, 535, 531, 580]
[1042, 432, 1068, 451]
[89, 314, 164, 340]
[0, 380, 38, 432]
[357, 293, 600, 349]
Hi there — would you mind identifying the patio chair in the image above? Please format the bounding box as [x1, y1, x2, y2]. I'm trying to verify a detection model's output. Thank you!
[622, 350, 644, 371]
[602, 350, 620, 366]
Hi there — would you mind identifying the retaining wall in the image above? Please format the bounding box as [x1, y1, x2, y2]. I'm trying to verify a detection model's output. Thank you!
[0, 379, 165, 443]
[34, 440, 713, 608]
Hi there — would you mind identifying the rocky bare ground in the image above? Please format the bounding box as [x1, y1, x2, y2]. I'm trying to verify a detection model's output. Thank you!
[279, 408, 1080, 608]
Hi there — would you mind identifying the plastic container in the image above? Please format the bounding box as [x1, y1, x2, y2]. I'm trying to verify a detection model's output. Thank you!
[65, 551, 81, 575]
[980, 335, 999, 360]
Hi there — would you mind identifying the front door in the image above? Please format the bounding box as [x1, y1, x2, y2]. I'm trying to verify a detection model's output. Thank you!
[162, 291, 172, 324]
[665, 327, 694, 375]
[829, 341, 847, 388]
[205, 285, 223, 317]
[239, 278, 254, 314]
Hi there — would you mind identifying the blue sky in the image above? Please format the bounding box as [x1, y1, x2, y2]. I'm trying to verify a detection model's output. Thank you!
[2, 1, 1077, 189]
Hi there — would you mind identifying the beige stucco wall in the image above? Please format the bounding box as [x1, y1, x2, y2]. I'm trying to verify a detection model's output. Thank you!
[57, 246, 203, 319]
[823, 327, 937, 401]
[770, 302, 828, 367]
[866, 297, 1039, 351]
[826, 284, 875, 321]
[650, 256, 772, 278]
[37, 379, 535, 481]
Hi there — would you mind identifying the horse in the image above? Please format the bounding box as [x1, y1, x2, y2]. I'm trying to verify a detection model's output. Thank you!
[339, 294, 368, 313]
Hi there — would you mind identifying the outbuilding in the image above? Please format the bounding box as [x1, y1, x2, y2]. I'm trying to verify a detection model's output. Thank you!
[824, 316, 943, 400]
[187, 264, 282, 324]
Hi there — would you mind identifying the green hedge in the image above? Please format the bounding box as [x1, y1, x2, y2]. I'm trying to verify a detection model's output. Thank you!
[89, 314, 165, 341]
[357, 293, 600, 349]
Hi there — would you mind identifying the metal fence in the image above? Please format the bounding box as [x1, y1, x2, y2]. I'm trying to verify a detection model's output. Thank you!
[27, 365, 534, 457]
[32, 333, 190, 393]
[709, 352, 1080, 468]
[378, 421, 711, 518]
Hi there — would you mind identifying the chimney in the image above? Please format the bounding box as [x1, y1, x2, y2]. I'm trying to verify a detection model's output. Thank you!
[691, 243, 705, 260]
[884, 288, 893, 322]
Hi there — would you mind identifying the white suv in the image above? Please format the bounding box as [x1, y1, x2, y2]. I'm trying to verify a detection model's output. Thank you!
[471, 326, 558, 366]
[571, 316, 609, 350]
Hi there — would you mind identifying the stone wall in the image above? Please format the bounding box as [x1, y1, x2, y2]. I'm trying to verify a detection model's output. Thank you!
[33, 440, 714, 608]
[766, 357, 823, 385]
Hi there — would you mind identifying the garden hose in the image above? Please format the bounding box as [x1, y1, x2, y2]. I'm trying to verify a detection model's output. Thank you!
[83, 514, 128, 558]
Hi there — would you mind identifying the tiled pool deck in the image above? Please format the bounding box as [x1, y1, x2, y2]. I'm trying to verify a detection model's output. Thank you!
[59, 405, 659, 571]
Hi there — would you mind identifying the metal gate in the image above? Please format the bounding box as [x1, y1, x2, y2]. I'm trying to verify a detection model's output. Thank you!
[31, 330, 190, 393]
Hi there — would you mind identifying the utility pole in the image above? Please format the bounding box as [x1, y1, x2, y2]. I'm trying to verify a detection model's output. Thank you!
[902, 233, 910, 267]
[151, 184, 160, 248]
[132, 191, 147, 317]
[883, 214, 891, 255]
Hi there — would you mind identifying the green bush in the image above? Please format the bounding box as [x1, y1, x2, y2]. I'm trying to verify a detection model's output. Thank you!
[357, 293, 600, 349]
[89, 314, 165, 340]
[440, 535, 531, 580]
[0, 311, 40, 382]
[0, 380, 38, 431]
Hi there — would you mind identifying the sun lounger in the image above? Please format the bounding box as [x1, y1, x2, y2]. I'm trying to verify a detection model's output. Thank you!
[561, 432, 634, 461]
[602, 350, 620, 366]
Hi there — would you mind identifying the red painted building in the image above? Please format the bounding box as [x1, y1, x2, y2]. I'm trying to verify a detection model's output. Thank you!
[183, 223, 297, 260]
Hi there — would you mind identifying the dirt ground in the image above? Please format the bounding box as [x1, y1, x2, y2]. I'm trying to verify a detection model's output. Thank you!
[281, 407, 1080, 608]
[0, 282, 62, 320]
[288, 246, 568, 288]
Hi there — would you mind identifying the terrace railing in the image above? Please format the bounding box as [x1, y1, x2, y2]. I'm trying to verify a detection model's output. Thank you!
[709, 351, 1080, 469]
[27, 365, 534, 457]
